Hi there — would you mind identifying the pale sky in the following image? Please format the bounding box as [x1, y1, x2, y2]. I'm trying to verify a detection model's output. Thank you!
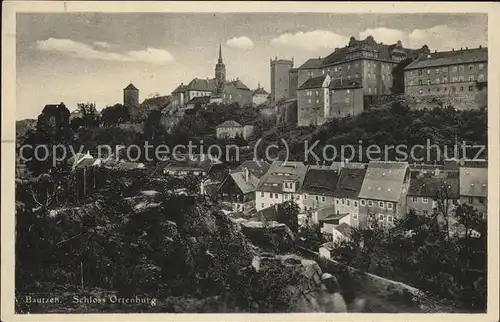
[16, 13, 487, 120]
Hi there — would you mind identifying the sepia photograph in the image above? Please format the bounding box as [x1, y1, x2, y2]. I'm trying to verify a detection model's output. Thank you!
[2, 2, 499, 321]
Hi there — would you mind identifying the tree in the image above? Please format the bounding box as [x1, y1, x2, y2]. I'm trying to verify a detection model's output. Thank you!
[101, 104, 130, 126]
[453, 204, 485, 240]
[77, 103, 101, 129]
[275, 201, 300, 234]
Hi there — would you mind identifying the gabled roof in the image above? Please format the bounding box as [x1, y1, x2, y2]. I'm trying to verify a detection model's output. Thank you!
[334, 168, 367, 199]
[319, 211, 349, 223]
[234, 160, 271, 179]
[298, 75, 327, 90]
[186, 78, 216, 92]
[301, 168, 341, 196]
[298, 58, 323, 69]
[172, 84, 187, 94]
[228, 79, 250, 91]
[164, 154, 221, 173]
[253, 87, 268, 95]
[187, 96, 211, 105]
[142, 95, 171, 107]
[405, 47, 487, 70]
[256, 161, 308, 193]
[459, 167, 487, 197]
[217, 120, 242, 128]
[229, 171, 259, 195]
[335, 223, 354, 237]
[358, 161, 409, 202]
[408, 175, 460, 199]
[124, 83, 138, 91]
[329, 78, 363, 89]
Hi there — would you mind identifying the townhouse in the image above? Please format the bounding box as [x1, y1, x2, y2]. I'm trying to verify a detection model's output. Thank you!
[459, 160, 488, 218]
[330, 167, 367, 229]
[255, 161, 308, 211]
[300, 167, 340, 212]
[216, 160, 270, 213]
[358, 161, 411, 229]
[406, 169, 460, 216]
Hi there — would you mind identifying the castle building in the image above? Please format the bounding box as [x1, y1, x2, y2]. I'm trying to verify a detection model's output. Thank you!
[270, 57, 294, 106]
[279, 36, 430, 126]
[123, 83, 139, 107]
[404, 46, 487, 103]
[170, 45, 252, 109]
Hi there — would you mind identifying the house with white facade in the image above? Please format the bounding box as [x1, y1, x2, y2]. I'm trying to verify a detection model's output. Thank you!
[255, 161, 308, 211]
[358, 161, 411, 229]
[216, 120, 255, 140]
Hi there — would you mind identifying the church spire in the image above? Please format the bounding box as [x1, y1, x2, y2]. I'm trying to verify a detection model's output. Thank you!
[218, 43, 223, 63]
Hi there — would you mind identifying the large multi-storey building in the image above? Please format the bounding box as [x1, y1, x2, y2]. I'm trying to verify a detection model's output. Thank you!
[404, 46, 487, 99]
[292, 36, 429, 126]
[296, 75, 365, 126]
[270, 57, 294, 106]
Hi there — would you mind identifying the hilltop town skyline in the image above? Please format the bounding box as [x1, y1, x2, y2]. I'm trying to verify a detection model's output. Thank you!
[16, 12, 487, 119]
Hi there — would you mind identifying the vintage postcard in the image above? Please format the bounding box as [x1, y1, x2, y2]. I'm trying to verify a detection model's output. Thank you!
[2, 1, 499, 322]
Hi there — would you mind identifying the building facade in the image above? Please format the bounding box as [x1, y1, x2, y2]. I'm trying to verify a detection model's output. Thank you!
[252, 84, 269, 106]
[459, 162, 488, 218]
[255, 161, 308, 211]
[300, 167, 340, 212]
[406, 170, 460, 217]
[123, 83, 139, 107]
[270, 57, 294, 106]
[170, 45, 252, 108]
[404, 46, 487, 102]
[297, 75, 331, 126]
[293, 36, 429, 126]
[358, 161, 411, 229]
[215, 120, 254, 140]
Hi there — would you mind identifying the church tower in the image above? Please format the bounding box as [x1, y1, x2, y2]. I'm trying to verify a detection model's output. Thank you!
[215, 43, 226, 94]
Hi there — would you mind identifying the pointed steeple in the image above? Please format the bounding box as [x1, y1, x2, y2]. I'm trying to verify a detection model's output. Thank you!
[218, 42, 223, 63]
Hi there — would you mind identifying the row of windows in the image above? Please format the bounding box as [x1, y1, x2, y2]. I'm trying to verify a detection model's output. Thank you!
[368, 213, 394, 223]
[411, 63, 485, 76]
[303, 89, 353, 97]
[360, 199, 395, 209]
[417, 85, 475, 94]
[410, 74, 485, 86]
[334, 198, 359, 207]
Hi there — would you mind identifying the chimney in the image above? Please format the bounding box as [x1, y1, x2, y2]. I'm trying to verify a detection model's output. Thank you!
[452, 48, 454, 51]
[244, 167, 249, 182]
[466, 47, 468, 50]
[479, 45, 482, 49]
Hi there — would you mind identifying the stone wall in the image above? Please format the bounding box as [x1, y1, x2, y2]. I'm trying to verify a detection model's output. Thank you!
[298, 247, 461, 312]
